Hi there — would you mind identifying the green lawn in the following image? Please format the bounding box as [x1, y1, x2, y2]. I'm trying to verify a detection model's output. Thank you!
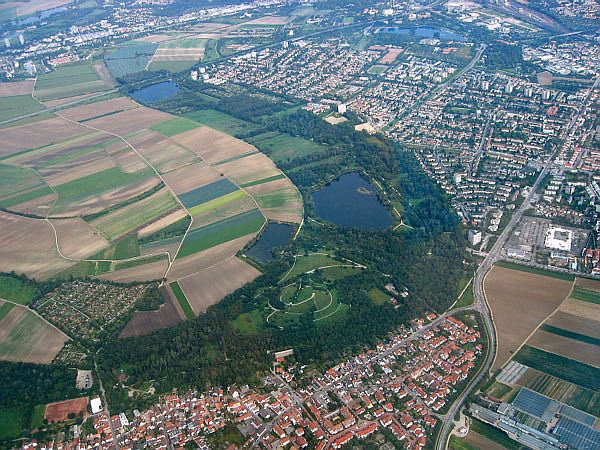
[0, 95, 46, 122]
[455, 279, 474, 308]
[170, 282, 195, 319]
[0, 275, 38, 305]
[0, 407, 24, 441]
[368, 288, 390, 305]
[231, 309, 264, 335]
[151, 117, 201, 137]
[495, 261, 575, 281]
[514, 345, 600, 392]
[30, 404, 46, 430]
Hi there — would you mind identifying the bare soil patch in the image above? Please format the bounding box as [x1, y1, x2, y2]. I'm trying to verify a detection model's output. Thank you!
[178, 256, 261, 314]
[162, 161, 220, 194]
[528, 329, 600, 367]
[45, 397, 88, 423]
[547, 311, 600, 339]
[43, 93, 96, 108]
[560, 298, 600, 321]
[171, 126, 255, 163]
[120, 285, 185, 338]
[0, 212, 72, 279]
[575, 277, 600, 292]
[59, 97, 137, 122]
[43, 156, 116, 187]
[84, 107, 171, 135]
[138, 209, 188, 238]
[0, 80, 35, 97]
[0, 117, 87, 157]
[50, 218, 110, 259]
[218, 153, 281, 185]
[484, 265, 572, 370]
[130, 130, 198, 173]
[97, 259, 168, 283]
[168, 234, 255, 281]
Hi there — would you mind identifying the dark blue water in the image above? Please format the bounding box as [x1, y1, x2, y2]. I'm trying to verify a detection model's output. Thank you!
[130, 81, 179, 103]
[377, 26, 466, 42]
[246, 223, 295, 263]
[313, 172, 394, 231]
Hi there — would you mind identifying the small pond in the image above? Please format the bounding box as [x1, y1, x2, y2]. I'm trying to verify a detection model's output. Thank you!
[246, 223, 295, 263]
[376, 26, 466, 42]
[130, 81, 179, 103]
[312, 172, 394, 231]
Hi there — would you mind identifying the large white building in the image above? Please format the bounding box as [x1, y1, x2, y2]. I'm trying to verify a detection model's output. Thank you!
[545, 227, 572, 252]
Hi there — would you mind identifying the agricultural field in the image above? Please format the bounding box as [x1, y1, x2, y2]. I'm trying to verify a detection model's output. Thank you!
[34, 61, 114, 102]
[148, 37, 207, 72]
[0, 304, 68, 364]
[246, 131, 329, 163]
[0, 95, 46, 122]
[484, 264, 573, 370]
[184, 109, 261, 136]
[105, 43, 158, 79]
[177, 257, 261, 315]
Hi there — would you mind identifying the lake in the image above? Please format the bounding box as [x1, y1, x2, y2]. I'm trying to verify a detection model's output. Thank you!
[376, 26, 466, 42]
[130, 81, 179, 103]
[312, 172, 394, 231]
[246, 223, 295, 263]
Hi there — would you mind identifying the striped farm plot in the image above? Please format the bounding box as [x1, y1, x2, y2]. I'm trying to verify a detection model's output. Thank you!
[0, 303, 68, 364]
[147, 38, 206, 71]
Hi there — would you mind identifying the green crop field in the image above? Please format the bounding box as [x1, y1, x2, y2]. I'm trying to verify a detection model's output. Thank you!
[114, 253, 168, 271]
[105, 43, 158, 78]
[0, 275, 38, 305]
[540, 324, 600, 346]
[151, 117, 201, 137]
[0, 302, 15, 321]
[183, 109, 260, 135]
[36, 63, 100, 91]
[514, 345, 600, 392]
[495, 261, 575, 281]
[571, 286, 600, 304]
[163, 38, 206, 49]
[52, 167, 153, 212]
[92, 190, 178, 240]
[148, 60, 196, 72]
[180, 178, 237, 208]
[178, 209, 264, 258]
[240, 174, 286, 188]
[449, 436, 478, 450]
[188, 190, 247, 217]
[0, 407, 24, 441]
[0, 163, 49, 203]
[0, 95, 46, 122]
[246, 131, 328, 163]
[170, 282, 195, 319]
[255, 188, 300, 210]
[56, 260, 112, 279]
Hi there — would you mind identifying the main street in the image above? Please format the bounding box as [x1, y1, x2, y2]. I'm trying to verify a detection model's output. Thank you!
[435, 75, 600, 450]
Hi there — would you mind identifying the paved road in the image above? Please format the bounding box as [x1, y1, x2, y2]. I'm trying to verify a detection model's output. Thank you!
[435, 76, 600, 450]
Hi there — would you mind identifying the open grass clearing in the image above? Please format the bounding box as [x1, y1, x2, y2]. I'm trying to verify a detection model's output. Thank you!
[282, 253, 348, 281]
[484, 264, 573, 370]
[246, 131, 328, 163]
[0, 407, 24, 441]
[232, 309, 264, 335]
[368, 288, 390, 305]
